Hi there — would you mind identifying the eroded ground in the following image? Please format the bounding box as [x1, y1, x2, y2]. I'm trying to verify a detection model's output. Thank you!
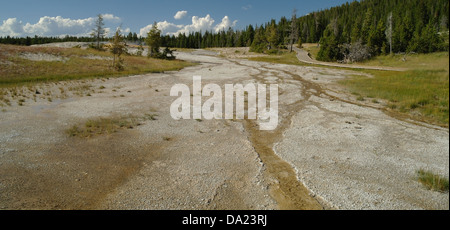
[0, 49, 448, 210]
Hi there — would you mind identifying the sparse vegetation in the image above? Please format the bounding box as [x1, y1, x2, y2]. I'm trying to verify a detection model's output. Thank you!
[249, 47, 449, 127]
[416, 169, 449, 193]
[0, 44, 195, 86]
[356, 96, 365, 101]
[18, 99, 25, 106]
[66, 116, 142, 138]
[144, 114, 158, 121]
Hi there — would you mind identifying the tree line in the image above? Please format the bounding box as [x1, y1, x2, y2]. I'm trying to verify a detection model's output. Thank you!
[1, 0, 448, 63]
[0, 35, 96, 46]
[311, 0, 449, 62]
[164, 0, 449, 61]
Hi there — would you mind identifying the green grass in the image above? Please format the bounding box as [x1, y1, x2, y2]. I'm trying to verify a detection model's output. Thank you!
[248, 50, 308, 66]
[337, 52, 449, 127]
[0, 44, 196, 86]
[302, 43, 320, 59]
[247, 48, 449, 127]
[340, 68, 449, 127]
[359, 52, 449, 71]
[416, 169, 449, 193]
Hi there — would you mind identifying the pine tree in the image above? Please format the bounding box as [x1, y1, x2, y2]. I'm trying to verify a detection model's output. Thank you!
[127, 32, 133, 41]
[266, 23, 279, 50]
[245, 25, 255, 46]
[91, 14, 106, 50]
[317, 25, 340, 61]
[226, 27, 235, 47]
[109, 28, 127, 71]
[297, 37, 303, 48]
[146, 22, 162, 58]
[351, 15, 362, 43]
[410, 23, 442, 53]
[250, 26, 266, 53]
[361, 8, 373, 44]
[368, 19, 386, 55]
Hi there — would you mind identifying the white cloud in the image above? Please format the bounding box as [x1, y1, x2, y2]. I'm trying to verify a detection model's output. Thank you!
[0, 18, 25, 37]
[242, 5, 252, 10]
[139, 14, 237, 37]
[102, 14, 121, 22]
[182, 14, 216, 34]
[174, 11, 188, 20]
[122, 27, 131, 34]
[139, 21, 184, 37]
[214, 16, 238, 33]
[0, 14, 121, 37]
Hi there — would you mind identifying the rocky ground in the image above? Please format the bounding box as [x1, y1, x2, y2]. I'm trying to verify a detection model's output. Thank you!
[0, 47, 448, 210]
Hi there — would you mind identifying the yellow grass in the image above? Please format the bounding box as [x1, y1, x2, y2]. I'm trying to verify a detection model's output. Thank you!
[0, 44, 196, 86]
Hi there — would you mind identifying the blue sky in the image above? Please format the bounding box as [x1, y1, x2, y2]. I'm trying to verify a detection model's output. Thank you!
[0, 0, 352, 37]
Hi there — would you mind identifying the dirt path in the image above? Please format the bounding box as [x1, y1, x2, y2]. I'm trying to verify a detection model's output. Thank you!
[0, 49, 448, 210]
[293, 46, 407, 71]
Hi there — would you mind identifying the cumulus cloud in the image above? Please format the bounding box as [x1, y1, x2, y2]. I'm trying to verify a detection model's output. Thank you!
[0, 18, 25, 37]
[139, 21, 183, 37]
[139, 14, 237, 37]
[0, 14, 121, 37]
[174, 11, 188, 20]
[181, 14, 216, 34]
[214, 16, 238, 33]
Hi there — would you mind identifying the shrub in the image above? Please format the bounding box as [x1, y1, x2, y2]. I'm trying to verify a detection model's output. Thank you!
[416, 169, 449, 192]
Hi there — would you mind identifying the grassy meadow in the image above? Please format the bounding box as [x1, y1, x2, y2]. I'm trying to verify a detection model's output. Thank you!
[248, 51, 308, 66]
[340, 52, 449, 127]
[248, 48, 449, 127]
[0, 44, 195, 86]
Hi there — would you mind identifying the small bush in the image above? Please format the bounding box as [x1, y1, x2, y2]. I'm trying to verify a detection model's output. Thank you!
[410, 103, 419, 109]
[387, 103, 397, 109]
[416, 169, 449, 192]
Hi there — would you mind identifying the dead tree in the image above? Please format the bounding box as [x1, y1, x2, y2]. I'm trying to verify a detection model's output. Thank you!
[288, 9, 299, 52]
